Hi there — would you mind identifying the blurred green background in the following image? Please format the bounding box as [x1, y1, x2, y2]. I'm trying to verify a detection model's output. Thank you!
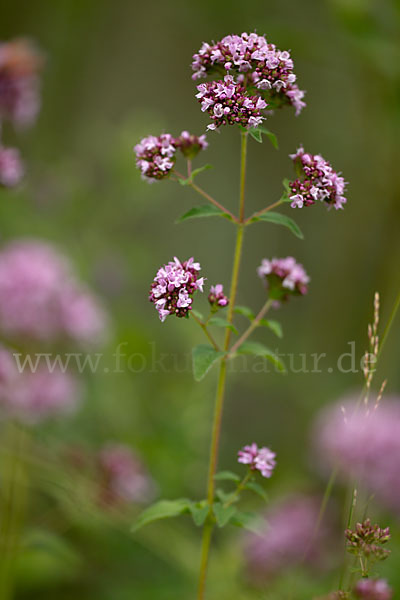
[1, 0, 400, 598]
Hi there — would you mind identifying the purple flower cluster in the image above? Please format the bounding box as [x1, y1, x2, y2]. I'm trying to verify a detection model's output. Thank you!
[314, 395, 400, 516]
[0, 38, 42, 128]
[149, 257, 204, 322]
[192, 32, 306, 115]
[0, 147, 23, 187]
[243, 495, 329, 579]
[354, 579, 393, 600]
[175, 130, 208, 159]
[98, 443, 154, 505]
[289, 146, 347, 210]
[0, 346, 80, 424]
[208, 284, 229, 308]
[196, 75, 267, 131]
[257, 256, 310, 299]
[238, 443, 276, 478]
[0, 240, 107, 345]
[346, 519, 391, 563]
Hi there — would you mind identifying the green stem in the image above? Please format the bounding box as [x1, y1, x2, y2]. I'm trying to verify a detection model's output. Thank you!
[188, 181, 238, 223]
[191, 313, 220, 351]
[244, 198, 284, 225]
[223, 471, 252, 509]
[229, 298, 273, 356]
[197, 131, 248, 600]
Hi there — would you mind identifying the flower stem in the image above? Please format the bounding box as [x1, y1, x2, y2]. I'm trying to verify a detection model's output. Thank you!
[197, 131, 248, 600]
[191, 312, 220, 351]
[229, 298, 273, 356]
[244, 197, 284, 224]
[188, 181, 238, 223]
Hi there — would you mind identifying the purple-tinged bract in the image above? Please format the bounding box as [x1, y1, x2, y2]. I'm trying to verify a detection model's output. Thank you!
[208, 284, 229, 308]
[149, 257, 204, 322]
[238, 442, 276, 478]
[192, 32, 306, 115]
[257, 256, 309, 300]
[289, 146, 347, 210]
[134, 134, 177, 182]
[196, 75, 267, 131]
[176, 130, 208, 159]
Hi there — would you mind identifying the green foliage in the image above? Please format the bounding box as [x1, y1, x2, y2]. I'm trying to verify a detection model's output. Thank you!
[131, 499, 192, 532]
[192, 345, 225, 381]
[244, 481, 268, 501]
[236, 341, 286, 373]
[176, 204, 231, 223]
[258, 319, 283, 338]
[177, 164, 213, 186]
[234, 305, 255, 321]
[208, 316, 238, 334]
[212, 503, 237, 527]
[250, 211, 304, 239]
[248, 126, 279, 149]
[189, 502, 209, 526]
[214, 471, 241, 483]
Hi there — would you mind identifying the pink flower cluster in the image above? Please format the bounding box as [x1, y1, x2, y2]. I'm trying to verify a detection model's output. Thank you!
[134, 131, 207, 181]
[289, 146, 347, 210]
[354, 579, 392, 600]
[98, 443, 154, 505]
[257, 256, 310, 299]
[0, 240, 107, 345]
[208, 284, 229, 308]
[0, 346, 80, 424]
[149, 257, 204, 322]
[238, 442, 276, 478]
[0, 38, 42, 128]
[244, 495, 329, 579]
[314, 395, 400, 516]
[0, 147, 23, 187]
[196, 75, 267, 131]
[191, 32, 306, 115]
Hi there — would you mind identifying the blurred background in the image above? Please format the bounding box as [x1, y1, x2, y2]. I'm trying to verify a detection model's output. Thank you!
[0, 0, 399, 598]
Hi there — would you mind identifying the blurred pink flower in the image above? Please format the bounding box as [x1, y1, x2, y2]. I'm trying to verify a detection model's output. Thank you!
[354, 579, 393, 600]
[0, 147, 23, 187]
[238, 442, 276, 478]
[0, 240, 108, 345]
[313, 395, 400, 516]
[99, 443, 155, 505]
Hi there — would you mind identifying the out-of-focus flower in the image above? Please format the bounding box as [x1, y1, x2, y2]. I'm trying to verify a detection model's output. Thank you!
[238, 443, 276, 478]
[98, 443, 155, 505]
[244, 495, 329, 580]
[175, 130, 208, 159]
[0, 240, 108, 345]
[208, 284, 229, 308]
[257, 256, 309, 300]
[191, 32, 306, 115]
[196, 75, 267, 131]
[0, 147, 23, 187]
[313, 395, 400, 516]
[354, 579, 393, 600]
[0, 38, 43, 128]
[346, 519, 390, 568]
[289, 146, 347, 210]
[134, 134, 177, 181]
[0, 365, 80, 424]
[149, 256, 204, 322]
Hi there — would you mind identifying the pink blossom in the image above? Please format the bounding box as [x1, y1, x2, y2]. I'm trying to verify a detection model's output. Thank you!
[176, 130, 208, 159]
[257, 256, 310, 300]
[0, 147, 23, 187]
[208, 284, 229, 308]
[354, 579, 392, 600]
[134, 134, 177, 181]
[238, 443, 276, 478]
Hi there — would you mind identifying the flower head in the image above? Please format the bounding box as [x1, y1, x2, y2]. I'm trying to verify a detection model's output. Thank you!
[345, 519, 390, 564]
[134, 134, 177, 182]
[257, 256, 309, 300]
[0, 240, 108, 345]
[98, 443, 155, 505]
[238, 442, 276, 478]
[208, 284, 229, 308]
[192, 32, 306, 115]
[196, 75, 267, 131]
[289, 146, 347, 210]
[0, 38, 43, 128]
[149, 257, 204, 322]
[176, 130, 208, 159]
[354, 579, 393, 600]
[0, 147, 23, 187]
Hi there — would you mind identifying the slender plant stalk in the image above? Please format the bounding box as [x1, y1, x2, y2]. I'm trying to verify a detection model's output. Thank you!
[191, 312, 220, 351]
[197, 131, 248, 599]
[244, 197, 284, 224]
[229, 298, 273, 356]
[189, 181, 238, 223]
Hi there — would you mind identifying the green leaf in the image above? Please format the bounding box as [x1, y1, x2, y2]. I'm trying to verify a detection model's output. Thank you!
[231, 511, 264, 535]
[189, 502, 209, 527]
[234, 305, 255, 321]
[131, 499, 192, 532]
[214, 471, 241, 483]
[281, 178, 292, 202]
[176, 205, 231, 223]
[215, 489, 239, 504]
[249, 128, 263, 143]
[258, 126, 279, 149]
[192, 345, 225, 381]
[191, 309, 204, 321]
[178, 164, 213, 186]
[213, 503, 237, 527]
[236, 341, 286, 373]
[244, 481, 268, 501]
[208, 317, 238, 335]
[258, 319, 283, 338]
[250, 211, 303, 239]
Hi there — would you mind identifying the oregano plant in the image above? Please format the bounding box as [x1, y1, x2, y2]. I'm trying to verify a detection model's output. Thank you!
[132, 31, 348, 598]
